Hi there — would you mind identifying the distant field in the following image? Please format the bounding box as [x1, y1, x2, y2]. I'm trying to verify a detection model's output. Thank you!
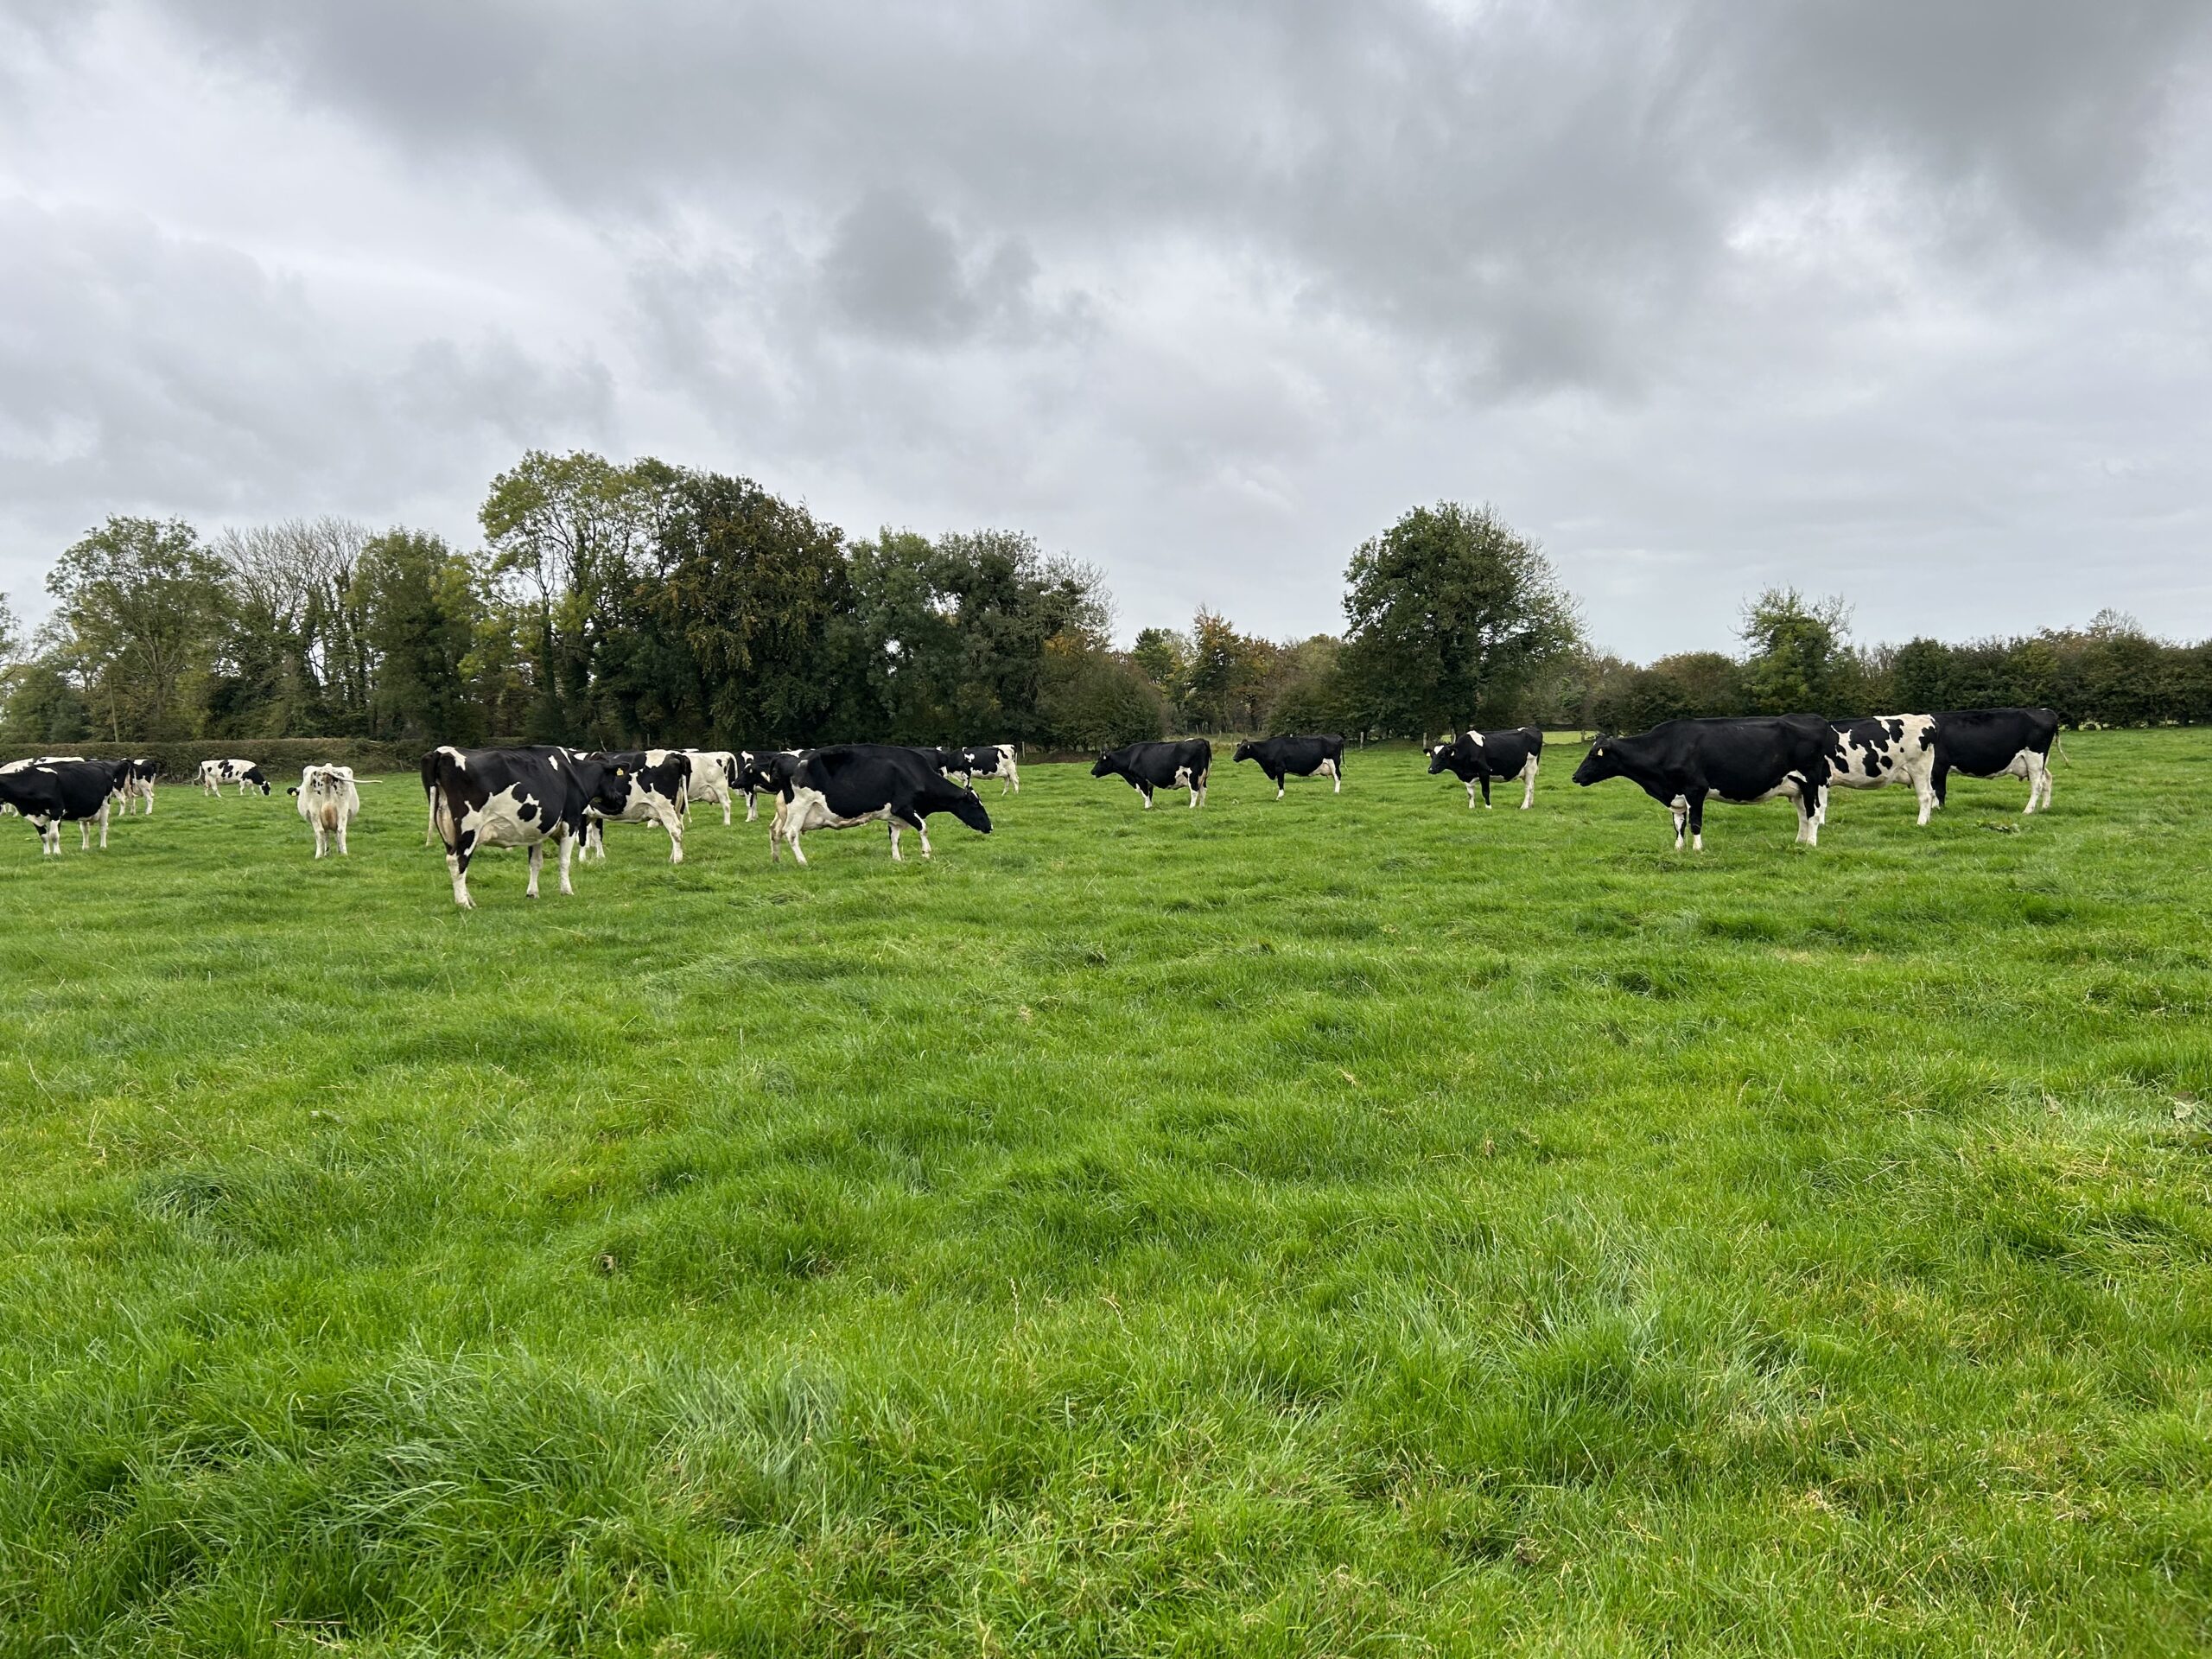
[3, 732, 2210, 1656]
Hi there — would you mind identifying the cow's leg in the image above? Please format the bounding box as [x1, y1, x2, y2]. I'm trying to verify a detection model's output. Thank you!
[526, 839, 545, 897]
[448, 842, 475, 908]
[721, 793, 733, 827]
[2024, 751, 2049, 812]
[1140, 783, 1154, 809]
[1466, 779, 1478, 810]
[1329, 759, 1341, 793]
[1670, 798, 1688, 849]
[1521, 758, 1537, 809]
[1688, 791, 1707, 852]
[665, 818, 683, 864]
[745, 789, 758, 823]
[908, 810, 933, 858]
[1274, 772, 1285, 800]
[888, 819, 903, 861]
[313, 819, 327, 859]
[1930, 760, 1950, 810]
[1480, 772, 1493, 810]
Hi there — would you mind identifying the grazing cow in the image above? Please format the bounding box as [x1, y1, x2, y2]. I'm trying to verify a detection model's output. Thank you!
[1427, 728, 1543, 810]
[680, 749, 741, 826]
[1827, 715, 1938, 824]
[0, 760, 117, 854]
[953, 743, 1021, 794]
[575, 749, 690, 862]
[1234, 734, 1345, 799]
[1572, 716, 1832, 849]
[426, 745, 633, 908]
[289, 764, 361, 857]
[1091, 739, 1213, 809]
[1929, 708, 2061, 813]
[200, 758, 270, 796]
[771, 743, 991, 864]
[113, 757, 158, 815]
[737, 749, 807, 821]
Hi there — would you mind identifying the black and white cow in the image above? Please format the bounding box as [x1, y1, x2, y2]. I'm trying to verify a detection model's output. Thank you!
[0, 759, 118, 854]
[953, 743, 1020, 794]
[770, 743, 992, 864]
[112, 757, 158, 815]
[426, 745, 634, 908]
[1091, 739, 1212, 809]
[736, 750, 807, 822]
[1233, 734, 1344, 799]
[200, 758, 270, 796]
[289, 764, 361, 857]
[1426, 728, 1543, 810]
[1, 755, 85, 817]
[1572, 716, 1832, 849]
[680, 749, 741, 826]
[574, 749, 690, 862]
[1827, 715, 1938, 824]
[1929, 708, 2061, 814]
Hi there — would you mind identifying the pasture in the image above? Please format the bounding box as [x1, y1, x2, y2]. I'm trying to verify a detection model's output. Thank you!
[3, 731, 2210, 1656]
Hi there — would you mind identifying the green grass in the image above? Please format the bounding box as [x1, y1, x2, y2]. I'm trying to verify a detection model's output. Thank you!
[3, 732, 2210, 1656]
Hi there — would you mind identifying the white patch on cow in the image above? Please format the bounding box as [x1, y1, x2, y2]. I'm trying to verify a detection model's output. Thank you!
[1519, 755, 1538, 809]
[1323, 756, 1340, 793]
[772, 782, 893, 865]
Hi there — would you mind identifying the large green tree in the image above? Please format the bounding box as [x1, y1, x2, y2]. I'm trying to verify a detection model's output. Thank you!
[1739, 588, 1853, 715]
[1338, 502, 1580, 734]
[481, 451, 675, 739]
[361, 530, 483, 741]
[46, 516, 230, 740]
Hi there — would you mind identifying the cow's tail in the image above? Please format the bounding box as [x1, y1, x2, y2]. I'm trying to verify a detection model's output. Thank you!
[2052, 732, 2070, 764]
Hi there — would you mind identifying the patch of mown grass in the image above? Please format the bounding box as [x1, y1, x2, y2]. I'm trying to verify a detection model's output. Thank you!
[3, 731, 2210, 1654]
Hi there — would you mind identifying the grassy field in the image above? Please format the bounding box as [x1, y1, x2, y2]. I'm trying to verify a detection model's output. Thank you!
[3, 732, 2209, 1656]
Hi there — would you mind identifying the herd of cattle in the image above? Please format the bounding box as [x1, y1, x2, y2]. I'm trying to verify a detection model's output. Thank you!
[0, 709, 2062, 902]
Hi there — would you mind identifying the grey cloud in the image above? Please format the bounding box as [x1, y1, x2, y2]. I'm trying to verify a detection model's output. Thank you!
[4, 1, 2209, 650]
[0, 199, 612, 583]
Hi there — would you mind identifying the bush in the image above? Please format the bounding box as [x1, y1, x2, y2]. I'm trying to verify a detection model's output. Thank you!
[1037, 646, 1167, 752]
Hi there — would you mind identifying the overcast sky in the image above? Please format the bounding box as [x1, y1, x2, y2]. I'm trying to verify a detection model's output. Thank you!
[3, 1, 2209, 657]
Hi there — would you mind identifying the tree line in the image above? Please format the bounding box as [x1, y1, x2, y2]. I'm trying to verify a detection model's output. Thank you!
[3, 454, 2206, 749]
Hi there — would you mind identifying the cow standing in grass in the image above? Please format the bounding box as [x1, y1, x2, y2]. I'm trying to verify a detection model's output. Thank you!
[1092, 739, 1212, 809]
[1234, 734, 1344, 798]
[0, 760, 117, 854]
[1573, 716, 1832, 849]
[200, 759, 270, 796]
[953, 744, 1020, 794]
[737, 751, 806, 822]
[1930, 708, 2061, 814]
[113, 758, 158, 815]
[681, 749, 742, 826]
[574, 749, 691, 862]
[427, 746, 635, 908]
[1427, 728, 1542, 810]
[771, 744, 992, 864]
[290, 765, 361, 858]
[1827, 715, 1938, 824]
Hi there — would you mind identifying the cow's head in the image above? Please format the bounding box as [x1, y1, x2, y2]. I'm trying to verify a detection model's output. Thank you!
[247, 768, 271, 795]
[591, 764, 636, 817]
[1426, 742, 1453, 773]
[1232, 741, 1256, 763]
[944, 786, 993, 836]
[1571, 737, 1619, 788]
[1090, 753, 1115, 778]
